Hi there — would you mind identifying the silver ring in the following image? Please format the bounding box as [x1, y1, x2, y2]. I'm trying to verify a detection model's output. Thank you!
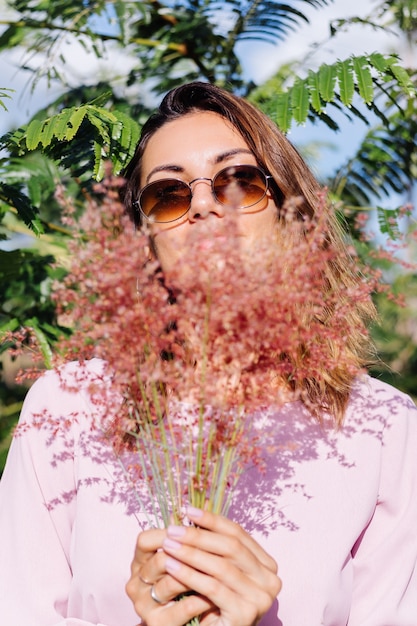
[150, 584, 164, 605]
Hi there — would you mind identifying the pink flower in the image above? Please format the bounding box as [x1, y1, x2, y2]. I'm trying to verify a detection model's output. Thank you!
[7, 176, 379, 527]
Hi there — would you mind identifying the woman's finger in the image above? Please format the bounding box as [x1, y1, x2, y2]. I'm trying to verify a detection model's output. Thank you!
[127, 513, 281, 626]
[127, 528, 193, 610]
[162, 531, 280, 598]
[163, 553, 280, 625]
[186, 507, 278, 573]
[157, 510, 281, 625]
[127, 578, 214, 626]
[165, 507, 278, 592]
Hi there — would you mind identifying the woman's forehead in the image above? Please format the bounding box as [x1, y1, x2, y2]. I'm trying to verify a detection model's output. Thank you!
[140, 111, 253, 181]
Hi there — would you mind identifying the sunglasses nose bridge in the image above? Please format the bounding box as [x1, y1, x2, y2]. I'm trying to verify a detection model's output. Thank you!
[187, 176, 226, 221]
[188, 176, 217, 204]
[188, 176, 213, 190]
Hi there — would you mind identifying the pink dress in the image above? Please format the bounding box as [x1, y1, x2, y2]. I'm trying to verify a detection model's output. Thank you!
[0, 358, 416, 626]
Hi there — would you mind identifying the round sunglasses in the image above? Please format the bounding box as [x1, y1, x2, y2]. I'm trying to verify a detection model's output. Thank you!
[134, 164, 274, 223]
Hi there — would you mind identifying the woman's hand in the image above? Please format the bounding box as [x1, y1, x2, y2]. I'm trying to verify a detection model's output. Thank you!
[126, 506, 282, 626]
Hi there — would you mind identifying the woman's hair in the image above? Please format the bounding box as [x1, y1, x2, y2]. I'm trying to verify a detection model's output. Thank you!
[122, 81, 376, 425]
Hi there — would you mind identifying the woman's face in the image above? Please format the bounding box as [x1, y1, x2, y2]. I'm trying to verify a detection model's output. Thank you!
[139, 111, 279, 273]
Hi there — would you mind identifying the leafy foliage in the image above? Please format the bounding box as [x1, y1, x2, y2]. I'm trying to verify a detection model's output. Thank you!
[250, 53, 415, 132]
[370, 273, 417, 401]
[0, 87, 14, 111]
[0, 247, 67, 351]
[0, 0, 333, 91]
[382, 0, 417, 33]
[4, 97, 140, 174]
[0, 91, 141, 227]
[330, 73, 417, 211]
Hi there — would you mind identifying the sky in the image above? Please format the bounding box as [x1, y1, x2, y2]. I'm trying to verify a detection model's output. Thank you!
[0, 0, 412, 180]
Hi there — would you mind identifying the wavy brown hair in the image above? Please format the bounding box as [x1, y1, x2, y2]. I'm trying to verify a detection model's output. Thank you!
[122, 81, 377, 425]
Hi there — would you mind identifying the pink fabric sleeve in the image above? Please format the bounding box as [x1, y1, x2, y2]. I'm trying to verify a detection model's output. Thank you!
[348, 394, 417, 625]
[0, 366, 123, 626]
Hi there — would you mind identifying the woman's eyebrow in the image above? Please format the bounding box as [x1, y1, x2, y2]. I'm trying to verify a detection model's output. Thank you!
[146, 164, 183, 183]
[214, 148, 253, 164]
[145, 148, 254, 183]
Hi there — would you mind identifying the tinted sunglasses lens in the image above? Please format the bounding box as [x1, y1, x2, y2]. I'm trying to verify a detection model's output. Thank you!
[213, 165, 268, 208]
[139, 179, 191, 222]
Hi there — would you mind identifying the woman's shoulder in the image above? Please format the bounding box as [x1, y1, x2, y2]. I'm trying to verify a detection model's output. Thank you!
[347, 373, 417, 432]
[18, 358, 112, 427]
[28, 357, 109, 392]
[351, 373, 416, 407]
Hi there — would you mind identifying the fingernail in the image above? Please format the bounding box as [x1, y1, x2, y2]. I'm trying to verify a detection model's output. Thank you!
[163, 537, 181, 551]
[186, 505, 203, 518]
[165, 556, 181, 573]
[167, 524, 186, 537]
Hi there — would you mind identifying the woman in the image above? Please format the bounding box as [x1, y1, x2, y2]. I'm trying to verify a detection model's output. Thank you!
[0, 82, 416, 626]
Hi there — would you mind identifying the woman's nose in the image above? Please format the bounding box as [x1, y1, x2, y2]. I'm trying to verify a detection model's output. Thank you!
[188, 179, 226, 221]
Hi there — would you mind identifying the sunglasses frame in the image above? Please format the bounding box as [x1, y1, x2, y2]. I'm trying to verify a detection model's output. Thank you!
[134, 164, 274, 224]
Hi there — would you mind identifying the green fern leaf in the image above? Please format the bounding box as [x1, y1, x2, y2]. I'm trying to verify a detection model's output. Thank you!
[54, 108, 77, 141]
[307, 70, 323, 113]
[93, 141, 106, 180]
[25, 119, 44, 150]
[117, 111, 141, 153]
[89, 106, 119, 126]
[85, 107, 114, 144]
[369, 53, 414, 94]
[87, 91, 113, 107]
[27, 176, 42, 207]
[0, 182, 43, 234]
[37, 109, 76, 147]
[111, 111, 141, 174]
[291, 78, 309, 124]
[38, 118, 56, 148]
[353, 56, 374, 104]
[64, 107, 87, 141]
[318, 64, 337, 102]
[337, 58, 355, 106]
[388, 62, 415, 95]
[368, 52, 388, 74]
[0, 87, 14, 112]
[275, 92, 292, 133]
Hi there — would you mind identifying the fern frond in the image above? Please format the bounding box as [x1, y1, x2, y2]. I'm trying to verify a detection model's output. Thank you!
[5, 99, 141, 181]
[0, 182, 43, 234]
[251, 54, 416, 132]
[331, 102, 417, 206]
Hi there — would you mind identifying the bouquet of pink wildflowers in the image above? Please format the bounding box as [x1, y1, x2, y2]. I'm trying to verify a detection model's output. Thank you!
[36, 176, 377, 533]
